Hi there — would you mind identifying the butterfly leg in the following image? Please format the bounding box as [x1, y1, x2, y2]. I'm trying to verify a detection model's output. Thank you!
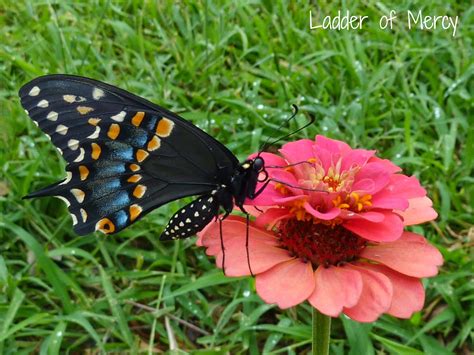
[245, 212, 254, 277]
[252, 178, 272, 198]
[218, 210, 231, 276]
[235, 204, 254, 277]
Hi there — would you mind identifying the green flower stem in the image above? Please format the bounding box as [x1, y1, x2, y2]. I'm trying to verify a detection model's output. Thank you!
[312, 308, 331, 355]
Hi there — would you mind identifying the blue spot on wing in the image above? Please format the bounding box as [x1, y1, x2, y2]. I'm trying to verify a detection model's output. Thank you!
[89, 179, 121, 199]
[114, 210, 128, 228]
[96, 190, 130, 215]
[129, 130, 148, 147]
[144, 115, 158, 132]
[106, 141, 134, 161]
[96, 163, 126, 178]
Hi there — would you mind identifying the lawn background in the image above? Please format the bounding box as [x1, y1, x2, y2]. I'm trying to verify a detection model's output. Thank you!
[0, 0, 472, 353]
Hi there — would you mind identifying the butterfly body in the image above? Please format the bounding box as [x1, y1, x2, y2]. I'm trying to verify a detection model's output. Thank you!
[20, 75, 266, 239]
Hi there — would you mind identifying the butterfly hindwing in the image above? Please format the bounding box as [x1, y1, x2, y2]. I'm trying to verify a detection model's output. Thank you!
[20, 75, 239, 235]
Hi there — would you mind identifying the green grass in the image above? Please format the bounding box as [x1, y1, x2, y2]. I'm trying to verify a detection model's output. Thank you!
[1, 0, 473, 353]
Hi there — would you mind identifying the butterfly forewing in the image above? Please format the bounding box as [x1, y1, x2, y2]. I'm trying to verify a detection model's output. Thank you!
[19, 75, 238, 235]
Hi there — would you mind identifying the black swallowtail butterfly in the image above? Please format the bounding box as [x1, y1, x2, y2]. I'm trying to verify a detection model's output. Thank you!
[19, 75, 273, 241]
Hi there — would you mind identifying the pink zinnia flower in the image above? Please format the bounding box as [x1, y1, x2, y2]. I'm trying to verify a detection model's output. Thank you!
[197, 135, 443, 322]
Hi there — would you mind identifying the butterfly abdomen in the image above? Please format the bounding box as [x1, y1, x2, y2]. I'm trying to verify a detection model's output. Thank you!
[160, 192, 220, 240]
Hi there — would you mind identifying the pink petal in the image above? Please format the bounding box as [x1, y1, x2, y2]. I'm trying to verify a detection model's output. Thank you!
[340, 211, 385, 223]
[341, 149, 375, 171]
[240, 205, 269, 218]
[255, 208, 291, 228]
[245, 181, 284, 205]
[352, 162, 391, 195]
[344, 211, 404, 242]
[360, 231, 443, 277]
[304, 202, 341, 220]
[256, 259, 315, 309]
[361, 263, 425, 319]
[268, 169, 303, 196]
[280, 139, 315, 164]
[274, 195, 307, 205]
[198, 215, 277, 251]
[214, 236, 293, 277]
[370, 193, 409, 211]
[371, 175, 427, 210]
[197, 216, 293, 276]
[368, 156, 402, 173]
[396, 197, 438, 226]
[314, 146, 333, 173]
[343, 265, 393, 322]
[308, 266, 363, 317]
[315, 135, 351, 155]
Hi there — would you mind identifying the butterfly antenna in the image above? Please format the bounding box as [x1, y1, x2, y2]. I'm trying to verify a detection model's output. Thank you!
[258, 105, 314, 155]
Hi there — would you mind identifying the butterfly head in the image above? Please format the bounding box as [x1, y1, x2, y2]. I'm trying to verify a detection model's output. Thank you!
[241, 156, 267, 183]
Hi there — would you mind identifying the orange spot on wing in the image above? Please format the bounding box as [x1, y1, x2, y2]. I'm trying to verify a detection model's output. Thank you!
[133, 184, 147, 198]
[91, 143, 101, 160]
[130, 163, 141, 172]
[107, 123, 120, 140]
[96, 218, 115, 234]
[127, 174, 142, 183]
[79, 165, 89, 181]
[136, 149, 149, 162]
[129, 204, 142, 222]
[131, 112, 145, 127]
[156, 118, 174, 137]
[147, 136, 161, 151]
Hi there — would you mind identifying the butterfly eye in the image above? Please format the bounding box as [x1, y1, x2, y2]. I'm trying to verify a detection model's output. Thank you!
[253, 157, 264, 171]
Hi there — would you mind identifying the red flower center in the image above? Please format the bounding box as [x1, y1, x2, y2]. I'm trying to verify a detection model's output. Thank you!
[276, 219, 367, 267]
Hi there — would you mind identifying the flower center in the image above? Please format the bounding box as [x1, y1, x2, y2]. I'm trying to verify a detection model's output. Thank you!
[276, 219, 367, 267]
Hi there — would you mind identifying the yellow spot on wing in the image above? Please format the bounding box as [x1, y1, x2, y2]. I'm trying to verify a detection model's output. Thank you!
[91, 143, 101, 160]
[133, 184, 147, 198]
[127, 174, 142, 183]
[147, 136, 161, 151]
[77, 106, 94, 115]
[96, 218, 115, 234]
[71, 188, 85, 203]
[79, 165, 89, 181]
[80, 208, 88, 222]
[129, 204, 142, 222]
[136, 149, 149, 163]
[63, 95, 76, 103]
[156, 118, 174, 137]
[131, 112, 145, 127]
[107, 123, 120, 140]
[88, 118, 101, 126]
